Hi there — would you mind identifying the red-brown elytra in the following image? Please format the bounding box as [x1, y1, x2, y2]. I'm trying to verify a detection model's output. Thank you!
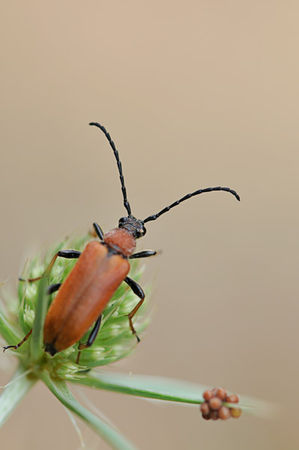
[3, 122, 240, 361]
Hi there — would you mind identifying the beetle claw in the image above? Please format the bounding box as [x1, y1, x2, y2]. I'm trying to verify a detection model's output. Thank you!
[3, 345, 16, 352]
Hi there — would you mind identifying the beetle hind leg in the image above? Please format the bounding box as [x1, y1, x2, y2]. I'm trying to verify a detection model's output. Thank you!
[76, 314, 102, 364]
[125, 277, 145, 343]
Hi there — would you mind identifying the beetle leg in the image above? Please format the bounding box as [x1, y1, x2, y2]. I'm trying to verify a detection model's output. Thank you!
[76, 314, 102, 364]
[79, 315, 102, 349]
[129, 250, 157, 259]
[19, 250, 81, 282]
[47, 283, 62, 295]
[93, 222, 105, 241]
[124, 277, 145, 342]
[3, 283, 62, 352]
[3, 329, 33, 352]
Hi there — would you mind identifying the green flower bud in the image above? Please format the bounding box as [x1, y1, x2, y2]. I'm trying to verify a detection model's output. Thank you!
[1, 233, 149, 380]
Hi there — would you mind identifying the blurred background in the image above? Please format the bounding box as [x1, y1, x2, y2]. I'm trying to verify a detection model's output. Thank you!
[1, 1, 299, 449]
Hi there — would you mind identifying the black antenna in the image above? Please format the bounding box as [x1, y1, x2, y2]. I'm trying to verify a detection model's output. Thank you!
[89, 122, 132, 216]
[143, 186, 240, 223]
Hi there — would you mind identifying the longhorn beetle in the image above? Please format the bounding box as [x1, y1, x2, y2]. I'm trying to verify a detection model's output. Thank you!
[3, 122, 240, 361]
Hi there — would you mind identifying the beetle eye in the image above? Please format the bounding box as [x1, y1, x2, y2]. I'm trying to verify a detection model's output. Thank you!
[118, 217, 126, 226]
[139, 226, 146, 237]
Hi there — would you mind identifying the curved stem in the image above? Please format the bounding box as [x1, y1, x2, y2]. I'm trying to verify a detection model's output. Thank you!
[41, 371, 137, 450]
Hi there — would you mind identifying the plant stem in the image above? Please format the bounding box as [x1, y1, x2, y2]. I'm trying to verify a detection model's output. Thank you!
[71, 371, 207, 405]
[30, 276, 48, 362]
[41, 371, 137, 450]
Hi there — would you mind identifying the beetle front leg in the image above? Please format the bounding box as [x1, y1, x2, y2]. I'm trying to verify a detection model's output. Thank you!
[19, 250, 81, 282]
[93, 222, 105, 241]
[76, 314, 102, 364]
[124, 276, 145, 342]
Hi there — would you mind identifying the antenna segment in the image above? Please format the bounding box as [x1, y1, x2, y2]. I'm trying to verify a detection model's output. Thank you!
[89, 122, 132, 216]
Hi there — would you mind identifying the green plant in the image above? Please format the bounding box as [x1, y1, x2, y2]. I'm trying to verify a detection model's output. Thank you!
[0, 233, 263, 449]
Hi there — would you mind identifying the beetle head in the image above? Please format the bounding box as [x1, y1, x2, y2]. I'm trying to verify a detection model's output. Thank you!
[118, 216, 147, 239]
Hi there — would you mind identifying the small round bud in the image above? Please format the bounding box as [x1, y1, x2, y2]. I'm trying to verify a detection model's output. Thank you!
[215, 387, 227, 400]
[218, 406, 231, 420]
[210, 410, 219, 420]
[200, 403, 210, 415]
[209, 397, 222, 410]
[226, 394, 239, 404]
[203, 390, 213, 401]
[230, 407, 242, 418]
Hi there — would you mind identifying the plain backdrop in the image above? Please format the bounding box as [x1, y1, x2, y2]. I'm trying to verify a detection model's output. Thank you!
[1, 2, 299, 449]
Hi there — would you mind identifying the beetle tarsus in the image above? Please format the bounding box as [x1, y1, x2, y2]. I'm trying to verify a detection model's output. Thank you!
[128, 316, 141, 343]
[3, 345, 17, 352]
[3, 329, 33, 352]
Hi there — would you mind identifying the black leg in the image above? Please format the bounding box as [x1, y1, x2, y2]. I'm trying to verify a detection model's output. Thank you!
[124, 276, 145, 342]
[76, 314, 102, 364]
[93, 222, 104, 241]
[57, 250, 82, 259]
[47, 283, 62, 295]
[3, 329, 33, 352]
[129, 250, 157, 259]
[19, 250, 81, 282]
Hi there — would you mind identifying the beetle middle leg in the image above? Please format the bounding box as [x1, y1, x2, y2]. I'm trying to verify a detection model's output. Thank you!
[129, 250, 157, 259]
[124, 276, 145, 342]
[3, 329, 33, 352]
[19, 250, 81, 282]
[76, 314, 102, 364]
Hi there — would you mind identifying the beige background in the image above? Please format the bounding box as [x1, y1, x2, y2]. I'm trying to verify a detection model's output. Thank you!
[1, 1, 299, 449]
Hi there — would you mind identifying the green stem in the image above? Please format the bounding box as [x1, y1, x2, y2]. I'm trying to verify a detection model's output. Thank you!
[41, 371, 137, 450]
[71, 371, 207, 405]
[30, 276, 48, 362]
[0, 365, 36, 426]
[71, 372, 266, 416]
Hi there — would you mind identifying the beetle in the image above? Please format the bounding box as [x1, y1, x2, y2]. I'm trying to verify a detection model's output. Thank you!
[3, 122, 240, 360]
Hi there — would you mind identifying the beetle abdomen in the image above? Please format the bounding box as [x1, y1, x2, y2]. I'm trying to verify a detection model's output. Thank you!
[44, 241, 130, 353]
